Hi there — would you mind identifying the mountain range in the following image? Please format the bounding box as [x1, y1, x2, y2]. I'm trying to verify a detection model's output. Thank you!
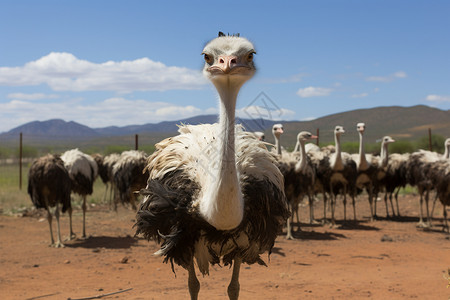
[1, 105, 449, 148]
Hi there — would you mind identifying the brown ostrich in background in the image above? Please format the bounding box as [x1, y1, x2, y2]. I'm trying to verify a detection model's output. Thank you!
[28, 154, 72, 247]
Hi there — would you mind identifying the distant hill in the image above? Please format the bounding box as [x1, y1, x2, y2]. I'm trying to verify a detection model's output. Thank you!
[0, 119, 100, 140]
[0, 105, 449, 149]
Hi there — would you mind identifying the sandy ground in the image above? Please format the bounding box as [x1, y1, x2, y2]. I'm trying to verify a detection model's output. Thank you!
[1, 194, 449, 300]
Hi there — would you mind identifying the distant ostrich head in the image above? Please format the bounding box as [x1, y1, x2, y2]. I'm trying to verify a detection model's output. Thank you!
[202, 32, 256, 93]
[382, 136, 395, 145]
[334, 125, 345, 136]
[297, 131, 318, 143]
[272, 124, 284, 138]
[253, 131, 265, 141]
[356, 123, 366, 133]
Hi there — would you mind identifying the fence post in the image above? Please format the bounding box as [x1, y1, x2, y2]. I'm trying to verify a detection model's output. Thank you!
[135, 134, 139, 150]
[19, 132, 23, 190]
[428, 128, 432, 152]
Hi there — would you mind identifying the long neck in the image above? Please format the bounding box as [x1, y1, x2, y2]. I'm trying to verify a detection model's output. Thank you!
[358, 131, 368, 169]
[293, 140, 300, 153]
[295, 140, 307, 173]
[275, 134, 282, 155]
[444, 144, 449, 159]
[333, 133, 343, 169]
[380, 142, 389, 167]
[199, 81, 244, 231]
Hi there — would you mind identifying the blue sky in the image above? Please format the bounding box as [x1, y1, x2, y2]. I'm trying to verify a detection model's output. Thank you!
[0, 0, 449, 133]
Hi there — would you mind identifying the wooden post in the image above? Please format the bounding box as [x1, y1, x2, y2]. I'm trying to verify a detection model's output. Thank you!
[19, 132, 23, 190]
[316, 128, 320, 146]
[135, 134, 139, 150]
[428, 128, 432, 152]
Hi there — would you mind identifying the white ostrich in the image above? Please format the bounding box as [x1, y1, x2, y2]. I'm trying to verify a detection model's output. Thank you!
[28, 154, 72, 247]
[271, 123, 285, 155]
[61, 148, 98, 239]
[371, 136, 396, 218]
[350, 123, 378, 220]
[135, 32, 289, 300]
[328, 126, 357, 225]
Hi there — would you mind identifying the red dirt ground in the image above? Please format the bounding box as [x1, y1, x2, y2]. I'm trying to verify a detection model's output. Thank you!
[1, 194, 449, 300]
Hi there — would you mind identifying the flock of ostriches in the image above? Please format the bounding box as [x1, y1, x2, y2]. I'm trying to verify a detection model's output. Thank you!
[26, 33, 450, 299]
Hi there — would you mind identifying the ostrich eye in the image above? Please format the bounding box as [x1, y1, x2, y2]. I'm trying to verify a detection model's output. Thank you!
[203, 53, 212, 64]
[247, 52, 255, 62]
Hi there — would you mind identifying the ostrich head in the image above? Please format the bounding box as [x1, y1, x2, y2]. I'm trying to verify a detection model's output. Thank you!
[202, 32, 256, 94]
[254, 131, 265, 141]
[382, 136, 395, 145]
[334, 125, 345, 136]
[272, 124, 284, 138]
[356, 123, 366, 133]
[297, 131, 318, 143]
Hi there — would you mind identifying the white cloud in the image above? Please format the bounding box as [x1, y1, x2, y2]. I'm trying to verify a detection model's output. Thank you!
[0, 97, 217, 132]
[7, 92, 59, 100]
[351, 93, 369, 98]
[425, 94, 450, 103]
[366, 71, 407, 82]
[296, 86, 332, 98]
[0, 52, 207, 92]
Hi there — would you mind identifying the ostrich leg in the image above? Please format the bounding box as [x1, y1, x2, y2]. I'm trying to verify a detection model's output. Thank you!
[187, 259, 200, 300]
[54, 203, 64, 248]
[46, 208, 55, 246]
[82, 195, 87, 238]
[227, 258, 242, 300]
[286, 202, 295, 240]
[394, 187, 401, 216]
[68, 206, 76, 240]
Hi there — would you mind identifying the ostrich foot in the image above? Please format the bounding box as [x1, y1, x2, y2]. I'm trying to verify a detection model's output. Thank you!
[285, 232, 295, 240]
[50, 241, 65, 248]
[321, 219, 330, 225]
[416, 221, 430, 228]
[310, 219, 320, 225]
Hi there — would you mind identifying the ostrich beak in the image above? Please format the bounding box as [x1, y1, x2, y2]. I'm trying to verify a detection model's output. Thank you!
[311, 135, 318, 139]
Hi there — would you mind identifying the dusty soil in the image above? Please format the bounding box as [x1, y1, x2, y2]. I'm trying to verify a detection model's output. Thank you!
[1, 194, 449, 300]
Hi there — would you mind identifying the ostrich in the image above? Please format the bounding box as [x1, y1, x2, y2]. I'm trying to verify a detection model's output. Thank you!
[371, 136, 396, 218]
[327, 126, 357, 225]
[294, 131, 318, 225]
[271, 123, 300, 238]
[253, 131, 265, 141]
[271, 123, 285, 155]
[444, 138, 450, 159]
[306, 143, 330, 224]
[27, 154, 72, 247]
[103, 153, 121, 205]
[134, 32, 289, 300]
[61, 148, 98, 238]
[350, 123, 378, 221]
[405, 149, 440, 227]
[92, 153, 109, 200]
[112, 150, 148, 210]
[383, 153, 410, 217]
[428, 159, 450, 232]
